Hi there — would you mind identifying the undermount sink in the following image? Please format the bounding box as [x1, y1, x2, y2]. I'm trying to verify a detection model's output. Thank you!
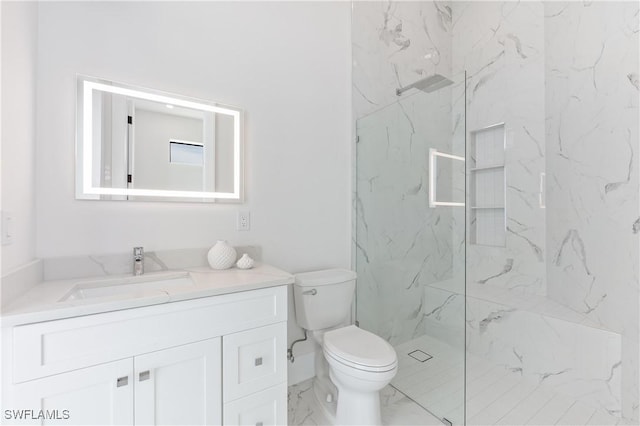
[59, 272, 195, 302]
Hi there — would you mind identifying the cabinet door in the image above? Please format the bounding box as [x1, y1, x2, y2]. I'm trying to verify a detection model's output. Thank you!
[223, 383, 287, 426]
[134, 338, 222, 426]
[9, 359, 133, 425]
[222, 323, 287, 402]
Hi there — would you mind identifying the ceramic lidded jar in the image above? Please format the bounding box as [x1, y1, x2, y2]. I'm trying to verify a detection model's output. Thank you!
[207, 240, 237, 270]
[236, 253, 255, 269]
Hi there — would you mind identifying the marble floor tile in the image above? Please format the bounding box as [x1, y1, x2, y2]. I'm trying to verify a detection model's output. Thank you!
[494, 385, 556, 426]
[288, 379, 443, 426]
[585, 409, 626, 426]
[467, 380, 537, 425]
[525, 393, 576, 425]
[289, 334, 633, 425]
[288, 380, 324, 426]
[388, 334, 631, 426]
[556, 401, 597, 426]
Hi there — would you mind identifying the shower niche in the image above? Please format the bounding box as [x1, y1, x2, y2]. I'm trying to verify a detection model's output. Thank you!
[469, 123, 506, 247]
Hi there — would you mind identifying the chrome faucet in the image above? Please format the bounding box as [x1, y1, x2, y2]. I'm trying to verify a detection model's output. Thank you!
[133, 247, 144, 276]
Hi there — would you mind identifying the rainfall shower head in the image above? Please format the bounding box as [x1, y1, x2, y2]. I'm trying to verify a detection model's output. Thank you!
[396, 74, 454, 96]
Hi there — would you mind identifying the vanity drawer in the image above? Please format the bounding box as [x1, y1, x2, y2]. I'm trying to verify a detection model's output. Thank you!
[223, 382, 286, 426]
[12, 286, 286, 383]
[222, 322, 287, 402]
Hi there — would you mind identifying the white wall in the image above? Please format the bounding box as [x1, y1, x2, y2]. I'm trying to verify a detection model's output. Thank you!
[35, 1, 352, 274]
[1, 2, 38, 273]
[35, 2, 351, 368]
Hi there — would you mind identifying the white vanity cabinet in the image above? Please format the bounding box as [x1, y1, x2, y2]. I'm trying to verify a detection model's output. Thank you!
[134, 338, 222, 425]
[222, 323, 288, 424]
[11, 339, 221, 425]
[2, 285, 288, 426]
[11, 358, 135, 425]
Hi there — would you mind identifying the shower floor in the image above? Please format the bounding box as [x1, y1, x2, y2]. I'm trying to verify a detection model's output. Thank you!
[392, 334, 634, 426]
[287, 333, 633, 425]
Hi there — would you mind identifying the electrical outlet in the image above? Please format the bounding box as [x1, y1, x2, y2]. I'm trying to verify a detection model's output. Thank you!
[237, 211, 250, 231]
[2, 211, 14, 245]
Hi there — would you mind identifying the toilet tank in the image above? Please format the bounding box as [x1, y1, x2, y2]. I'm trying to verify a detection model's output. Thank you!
[293, 269, 357, 331]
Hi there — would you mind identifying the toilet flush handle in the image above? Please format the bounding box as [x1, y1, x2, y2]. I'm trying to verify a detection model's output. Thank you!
[303, 289, 317, 296]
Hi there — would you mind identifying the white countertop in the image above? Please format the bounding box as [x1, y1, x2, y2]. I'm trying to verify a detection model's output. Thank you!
[1, 263, 294, 326]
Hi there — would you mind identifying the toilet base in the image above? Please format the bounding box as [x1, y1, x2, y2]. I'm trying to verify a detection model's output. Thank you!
[312, 374, 338, 421]
[330, 370, 382, 426]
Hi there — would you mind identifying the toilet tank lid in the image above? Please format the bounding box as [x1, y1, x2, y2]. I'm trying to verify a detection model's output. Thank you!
[294, 269, 357, 287]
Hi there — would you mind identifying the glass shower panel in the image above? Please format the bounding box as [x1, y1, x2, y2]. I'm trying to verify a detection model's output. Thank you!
[355, 79, 466, 425]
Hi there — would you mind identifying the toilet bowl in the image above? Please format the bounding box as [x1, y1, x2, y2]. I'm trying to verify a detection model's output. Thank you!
[293, 270, 398, 425]
[323, 325, 398, 425]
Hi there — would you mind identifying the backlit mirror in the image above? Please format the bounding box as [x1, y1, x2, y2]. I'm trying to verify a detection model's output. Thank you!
[76, 75, 243, 202]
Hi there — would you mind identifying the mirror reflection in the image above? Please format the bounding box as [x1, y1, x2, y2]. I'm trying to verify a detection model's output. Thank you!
[76, 76, 242, 202]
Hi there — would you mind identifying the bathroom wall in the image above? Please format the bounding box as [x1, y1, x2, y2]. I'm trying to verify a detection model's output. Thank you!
[29, 1, 351, 380]
[1, 1, 38, 274]
[35, 1, 352, 276]
[545, 2, 639, 419]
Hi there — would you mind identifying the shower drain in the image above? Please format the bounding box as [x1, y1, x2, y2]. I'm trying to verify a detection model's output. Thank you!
[408, 349, 433, 362]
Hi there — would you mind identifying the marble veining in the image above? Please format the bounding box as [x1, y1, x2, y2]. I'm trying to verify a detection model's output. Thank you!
[545, 2, 639, 419]
[42, 246, 262, 281]
[465, 295, 623, 415]
[454, 0, 547, 297]
[352, 1, 452, 120]
[477, 258, 513, 284]
[391, 333, 628, 426]
[287, 379, 443, 426]
[355, 83, 459, 346]
[353, 0, 638, 422]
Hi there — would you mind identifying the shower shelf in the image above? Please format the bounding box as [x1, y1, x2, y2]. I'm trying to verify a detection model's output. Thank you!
[469, 123, 506, 247]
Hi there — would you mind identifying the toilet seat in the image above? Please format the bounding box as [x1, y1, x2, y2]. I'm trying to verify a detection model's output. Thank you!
[323, 325, 397, 373]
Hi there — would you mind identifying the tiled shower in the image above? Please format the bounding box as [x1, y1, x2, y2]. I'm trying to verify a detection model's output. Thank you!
[353, 1, 638, 425]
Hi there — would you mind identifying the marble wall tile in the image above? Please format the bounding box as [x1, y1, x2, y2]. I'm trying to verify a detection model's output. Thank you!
[424, 281, 625, 416]
[545, 0, 639, 343]
[422, 283, 465, 349]
[450, 1, 638, 420]
[355, 86, 458, 345]
[544, 1, 639, 419]
[452, 1, 547, 297]
[352, 0, 467, 350]
[352, 1, 452, 119]
[353, 0, 638, 421]
[466, 295, 623, 416]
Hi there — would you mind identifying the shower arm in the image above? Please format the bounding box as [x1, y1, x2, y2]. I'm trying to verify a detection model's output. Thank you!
[396, 83, 416, 96]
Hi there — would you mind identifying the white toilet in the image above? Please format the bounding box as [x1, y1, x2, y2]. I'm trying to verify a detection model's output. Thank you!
[293, 269, 398, 425]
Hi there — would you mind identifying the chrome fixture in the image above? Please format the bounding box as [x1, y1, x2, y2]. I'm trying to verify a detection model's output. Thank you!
[396, 73, 453, 96]
[287, 329, 308, 363]
[133, 247, 144, 275]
